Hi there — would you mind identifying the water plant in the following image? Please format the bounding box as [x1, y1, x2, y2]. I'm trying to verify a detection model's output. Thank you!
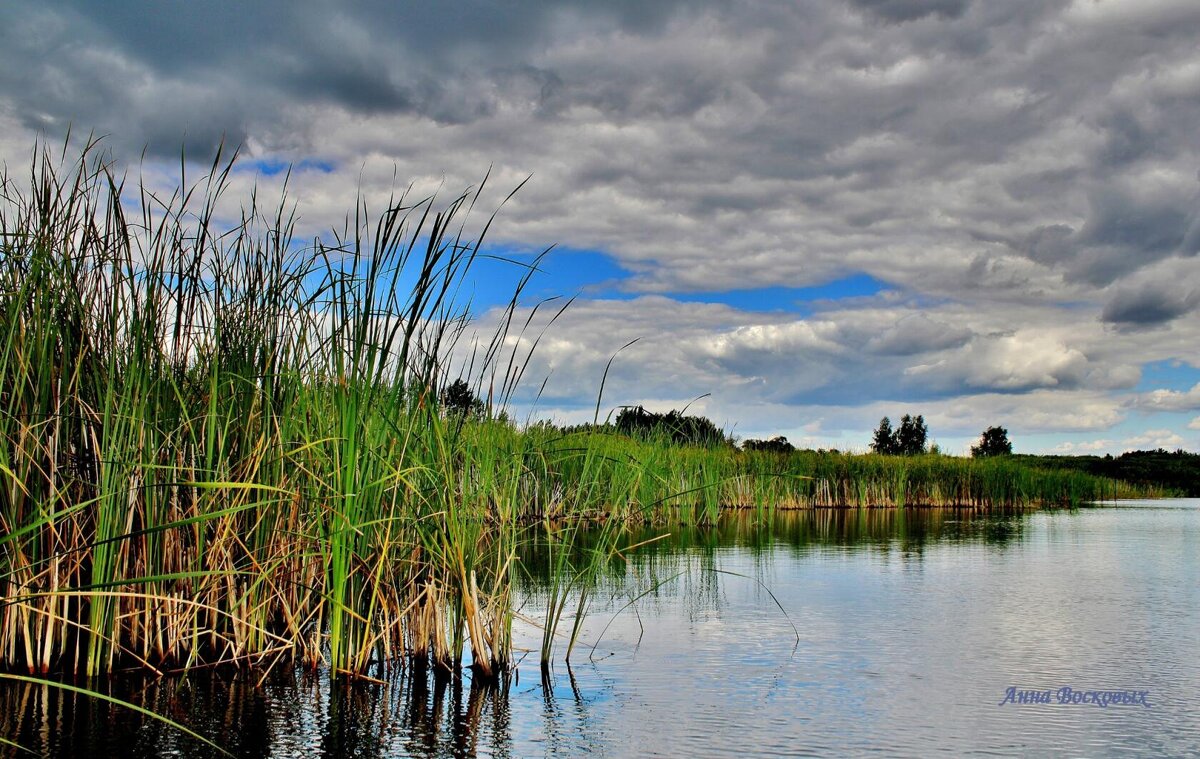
[0, 138, 539, 679]
[0, 136, 1155, 691]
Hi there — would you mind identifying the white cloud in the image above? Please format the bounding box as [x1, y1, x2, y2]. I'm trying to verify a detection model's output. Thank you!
[1132, 382, 1200, 412]
[1052, 440, 1115, 454]
[904, 332, 1089, 392]
[1122, 429, 1185, 451]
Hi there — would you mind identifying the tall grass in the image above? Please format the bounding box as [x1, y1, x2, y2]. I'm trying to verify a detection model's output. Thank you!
[0, 139, 536, 678]
[498, 428, 1150, 523]
[0, 138, 1154, 683]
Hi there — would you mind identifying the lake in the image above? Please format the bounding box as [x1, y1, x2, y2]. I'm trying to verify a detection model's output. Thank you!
[3, 499, 1197, 757]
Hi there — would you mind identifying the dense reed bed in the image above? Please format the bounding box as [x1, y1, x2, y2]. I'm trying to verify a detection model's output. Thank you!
[468, 423, 1150, 522]
[0, 140, 530, 678]
[0, 140, 1148, 682]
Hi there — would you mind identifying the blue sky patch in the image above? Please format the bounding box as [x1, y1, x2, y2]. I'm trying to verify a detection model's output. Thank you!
[1133, 359, 1200, 392]
[667, 273, 887, 314]
[460, 249, 888, 315]
[459, 248, 632, 310]
[239, 157, 336, 176]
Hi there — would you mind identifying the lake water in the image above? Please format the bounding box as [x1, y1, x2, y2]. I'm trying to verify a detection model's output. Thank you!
[3, 500, 1198, 757]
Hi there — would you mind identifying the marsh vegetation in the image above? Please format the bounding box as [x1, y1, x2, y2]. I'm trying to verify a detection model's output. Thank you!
[5, 501, 1197, 757]
[0, 141, 1156, 705]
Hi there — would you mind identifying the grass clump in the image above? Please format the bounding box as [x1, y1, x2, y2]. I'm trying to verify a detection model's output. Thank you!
[0, 138, 531, 678]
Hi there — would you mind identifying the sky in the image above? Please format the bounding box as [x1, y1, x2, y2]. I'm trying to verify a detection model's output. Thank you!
[2, 0, 1198, 454]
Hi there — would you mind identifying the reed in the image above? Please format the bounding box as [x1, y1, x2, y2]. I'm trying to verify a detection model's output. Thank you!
[0, 138, 534, 678]
[499, 431, 1150, 523]
[0, 138, 1154, 685]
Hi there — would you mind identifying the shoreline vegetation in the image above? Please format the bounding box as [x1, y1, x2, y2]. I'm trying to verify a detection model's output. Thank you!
[0, 141, 1174, 688]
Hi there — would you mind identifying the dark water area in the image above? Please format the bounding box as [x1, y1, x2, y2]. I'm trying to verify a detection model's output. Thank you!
[4, 501, 1198, 757]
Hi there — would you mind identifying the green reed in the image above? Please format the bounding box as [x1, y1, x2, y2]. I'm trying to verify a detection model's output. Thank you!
[0, 138, 533, 678]
[0, 137, 1154, 685]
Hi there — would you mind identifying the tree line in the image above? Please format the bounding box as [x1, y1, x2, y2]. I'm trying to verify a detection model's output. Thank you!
[1015, 449, 1200, 496]
[442, 378, 1021, 459]
[441, 379, 734, 447]
[439, 383, 1194, 493]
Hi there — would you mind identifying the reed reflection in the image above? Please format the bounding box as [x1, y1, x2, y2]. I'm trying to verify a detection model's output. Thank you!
[0, 665, 515, 758]
[519, 506, 1031, 592]
[1, 506, 1039, 758]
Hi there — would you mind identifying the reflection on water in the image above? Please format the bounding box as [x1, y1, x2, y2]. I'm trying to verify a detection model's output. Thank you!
[521, 506, 1030, 586]
[0, 667, 515, 758]
[3, 502, 1198, 757]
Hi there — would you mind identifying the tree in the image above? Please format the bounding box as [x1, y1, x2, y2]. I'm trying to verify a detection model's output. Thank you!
[971, 426, 1012, 457]
[874, 414, 928, 455]
[615, 405, 729, 447]
[896, 414, 928, 455]
[743, 435, 795, 454]
[871, 417, 897, 455]
[440, 378, 482, 418]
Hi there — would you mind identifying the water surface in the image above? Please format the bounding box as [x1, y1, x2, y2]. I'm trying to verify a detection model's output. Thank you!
[4, 501, 1197, 757]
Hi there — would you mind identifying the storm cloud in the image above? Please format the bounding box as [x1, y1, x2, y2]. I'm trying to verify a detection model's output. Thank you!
[1102, 284, 1200, 327]
[3, 0, 1199, 452]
